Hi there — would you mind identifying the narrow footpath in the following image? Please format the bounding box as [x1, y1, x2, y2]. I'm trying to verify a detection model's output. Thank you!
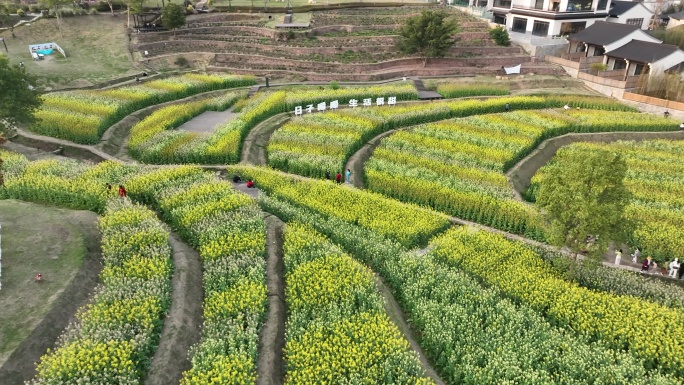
[145, 233, 203, 385]
[256, 215, 286, 385]
[375, 275, 447, 385]
[241, 114, 291, 165]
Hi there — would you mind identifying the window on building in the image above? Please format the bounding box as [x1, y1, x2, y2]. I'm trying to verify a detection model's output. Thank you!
[560, 21, 586, 35]
[532, 20, 550, 36]
[597, 0, 608, 10]
[626, 18, 644, 28]
[593, 46, 605, 56]
[512, 17, 528, 32]
[634, 63, 649, 75]
[567, 0, 592, 11]
[493, 14, 507, 25]
[613, 59, 627, 70]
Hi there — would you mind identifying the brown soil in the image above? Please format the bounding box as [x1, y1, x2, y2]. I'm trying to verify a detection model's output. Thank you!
[0, 205, 101, 385]
[375, 275, 446, 385]
[144, 233, 204, 385]
[256, 214, 286, 385]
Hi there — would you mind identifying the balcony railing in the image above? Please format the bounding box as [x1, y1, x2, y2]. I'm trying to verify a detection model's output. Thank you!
[511, 4, 599, 13]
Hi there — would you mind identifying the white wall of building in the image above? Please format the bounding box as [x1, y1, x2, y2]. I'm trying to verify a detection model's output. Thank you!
[651, 51, 684, 73]
[506, 15, 600, 35]
[605, 3, 653, 29]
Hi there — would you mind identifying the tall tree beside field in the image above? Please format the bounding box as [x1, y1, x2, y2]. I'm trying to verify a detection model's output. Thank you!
[397, 10, 458, 67]
[161, 3, 185, 35]
[536, 151, 632, 278]
[0, 55, 39, 186]
[0, 55, 41, 134]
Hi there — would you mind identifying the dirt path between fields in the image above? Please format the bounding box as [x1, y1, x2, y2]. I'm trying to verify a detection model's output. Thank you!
[345, 129, 399, 189]
[256, 214, 286, 385]
[145, 233, 203, 385]
[0, 210, 101, 385]
[375, 275, 447, 385]
[241, 114, 291, 166]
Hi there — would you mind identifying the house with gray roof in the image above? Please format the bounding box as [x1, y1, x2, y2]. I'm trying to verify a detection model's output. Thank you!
[667, 10, 684, 29]
[606, 1, 653, 29]
[604, 40, 684, 75]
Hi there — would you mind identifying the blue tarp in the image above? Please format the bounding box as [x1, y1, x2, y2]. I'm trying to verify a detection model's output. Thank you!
[36, 49, 53, 55]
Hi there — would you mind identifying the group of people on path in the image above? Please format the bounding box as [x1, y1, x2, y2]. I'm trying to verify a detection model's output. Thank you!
[325, 169, 352, 184]
[105, 183, 127, 198]
[232, 175, 254, 188]
[624, 247, 684, 279]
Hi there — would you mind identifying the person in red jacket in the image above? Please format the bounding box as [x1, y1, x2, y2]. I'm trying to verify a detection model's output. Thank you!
[246, 179, 255, 188]
[118, 185, 127, 198]
[336, 172, 342, 184]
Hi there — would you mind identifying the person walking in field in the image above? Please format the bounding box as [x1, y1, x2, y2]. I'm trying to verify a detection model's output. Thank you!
[670, 258, 680, 278]
[336, 172, 342, 184]
[641, 257, 651, 272]
[118, 185, 127, 199]
[631, 247, 641, 263]
[615, 249, 622, 265]
[345, 169, 352, 184]
[325, 171, 330, 180]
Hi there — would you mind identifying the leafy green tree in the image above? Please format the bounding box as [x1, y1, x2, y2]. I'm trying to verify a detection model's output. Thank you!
[0, 55, 41, 134]
[536, 151, 632, 278]
[397, 10, 458, 67]
[489, 25, 510, 46]
[161, 3, 185, 35]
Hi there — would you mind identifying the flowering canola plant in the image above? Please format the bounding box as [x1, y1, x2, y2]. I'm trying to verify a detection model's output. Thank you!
[529, 139, 684, 263]
[31, 74, 256, 144]
[30, 199, 172, 384]
[430, 226, 684, 377]
[260, 195, 682, 384]
[282, 222, 430, 384]
[229, 165, 451, 248]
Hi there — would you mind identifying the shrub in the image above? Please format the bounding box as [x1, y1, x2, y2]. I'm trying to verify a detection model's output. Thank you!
[489, 25, 510, 46]
[174, 56, 190, 67]
[590, 63, 608, 73]
[329, 80, 340, 90]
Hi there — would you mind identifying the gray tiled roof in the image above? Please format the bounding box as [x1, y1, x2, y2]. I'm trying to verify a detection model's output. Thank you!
[568, 21, 641, 45]
[606, 40, 680, 63]
[608, 1, 640, 17]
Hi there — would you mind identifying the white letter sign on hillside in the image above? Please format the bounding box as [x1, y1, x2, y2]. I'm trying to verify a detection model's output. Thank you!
[292, 96, 398, 117]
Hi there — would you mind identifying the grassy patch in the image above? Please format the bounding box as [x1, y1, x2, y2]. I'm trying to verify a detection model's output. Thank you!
[0, 15, 137, 88]
[0, 200, 90, 367]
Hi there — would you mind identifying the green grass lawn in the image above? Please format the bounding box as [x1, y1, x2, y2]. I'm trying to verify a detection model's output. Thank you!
[0, 15, 138, 89]
[0, 200, 91, 367]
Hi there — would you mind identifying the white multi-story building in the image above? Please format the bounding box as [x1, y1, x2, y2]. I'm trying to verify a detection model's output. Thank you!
[488, 0, 653, 36]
